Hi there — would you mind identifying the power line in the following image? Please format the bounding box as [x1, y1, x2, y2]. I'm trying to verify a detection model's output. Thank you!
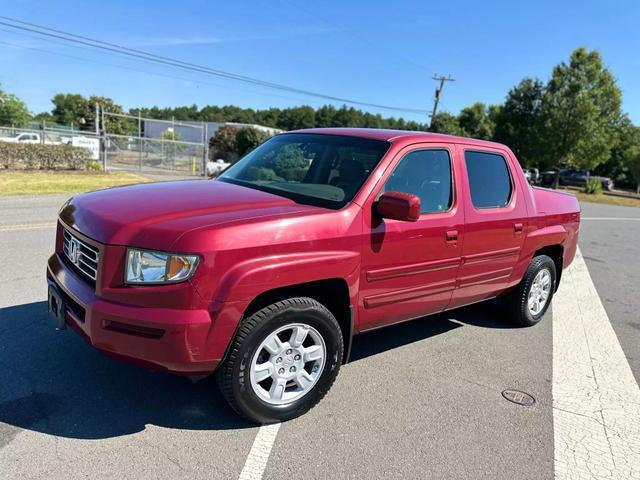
[0, 31, 339, 108]
[0, 16, 429, 115]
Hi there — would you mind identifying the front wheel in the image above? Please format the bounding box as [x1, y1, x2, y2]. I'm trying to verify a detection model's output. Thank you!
[218, 297, 343, 424]
[503, 255, 556, 327]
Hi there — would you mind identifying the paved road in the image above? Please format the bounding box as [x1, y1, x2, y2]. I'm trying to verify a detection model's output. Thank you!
[0, 194, 638, 479]
[578, 202, 640, 381]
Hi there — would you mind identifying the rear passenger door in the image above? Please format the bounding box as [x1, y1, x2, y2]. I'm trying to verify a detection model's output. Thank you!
[449, 146, 528, 308]
[359, 144, 464, 331]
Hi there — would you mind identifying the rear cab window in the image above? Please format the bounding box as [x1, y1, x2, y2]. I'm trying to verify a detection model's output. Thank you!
[464, 150, 513, 209]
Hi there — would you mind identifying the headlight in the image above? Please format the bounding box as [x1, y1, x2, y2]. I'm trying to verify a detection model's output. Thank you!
[125, 249, 199, 284]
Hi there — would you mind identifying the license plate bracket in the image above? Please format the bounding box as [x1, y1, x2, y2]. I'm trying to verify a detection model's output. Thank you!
[48, 284, 66, 330]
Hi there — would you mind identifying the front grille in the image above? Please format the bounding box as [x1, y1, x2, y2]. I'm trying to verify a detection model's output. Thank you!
[62, 228, 100, 282]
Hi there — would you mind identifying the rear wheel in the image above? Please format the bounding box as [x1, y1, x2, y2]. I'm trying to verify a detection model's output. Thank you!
[218, 297, 343, 424]
[503, 255, 556, 327]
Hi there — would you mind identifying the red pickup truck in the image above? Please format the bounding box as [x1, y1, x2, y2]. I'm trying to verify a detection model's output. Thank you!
[47, 128, 580, 423]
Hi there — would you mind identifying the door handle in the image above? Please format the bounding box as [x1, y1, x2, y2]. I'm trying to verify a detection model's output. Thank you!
[514, 223, 523, 234]
[445, 230, 458, 243]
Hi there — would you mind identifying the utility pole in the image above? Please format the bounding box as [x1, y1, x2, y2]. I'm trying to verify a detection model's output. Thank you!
[429, 74, 455, 128]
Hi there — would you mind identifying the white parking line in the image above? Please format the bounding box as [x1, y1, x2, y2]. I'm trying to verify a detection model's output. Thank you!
[238, 423, 281, 480]
[0, 222, 57, 232]
[553, 248, 640, 479]
[582, 217, 640, 221]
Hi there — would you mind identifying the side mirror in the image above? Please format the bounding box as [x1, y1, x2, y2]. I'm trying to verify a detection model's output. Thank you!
[376, 192, 420, 222]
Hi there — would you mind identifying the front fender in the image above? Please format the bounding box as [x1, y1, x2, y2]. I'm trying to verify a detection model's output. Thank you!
[214, 250, 361, 304]
[201, 251, 361, 364]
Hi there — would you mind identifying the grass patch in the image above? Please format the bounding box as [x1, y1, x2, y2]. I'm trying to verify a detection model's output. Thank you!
[0, 171, 150, 196]
[566, 190, 640, 208]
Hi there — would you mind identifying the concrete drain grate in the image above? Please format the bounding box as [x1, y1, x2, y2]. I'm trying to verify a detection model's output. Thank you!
[502, 389, 535, 406]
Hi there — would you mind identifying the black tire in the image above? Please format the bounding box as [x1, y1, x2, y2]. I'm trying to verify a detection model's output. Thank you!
[218, 297, 343, 424]
[503, 255, 556, 327]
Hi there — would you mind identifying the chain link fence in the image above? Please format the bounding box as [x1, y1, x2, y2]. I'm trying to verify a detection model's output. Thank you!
[1, 108, 209, 176]
[102, 111, 207, 176]
[104, 134, 205, 175]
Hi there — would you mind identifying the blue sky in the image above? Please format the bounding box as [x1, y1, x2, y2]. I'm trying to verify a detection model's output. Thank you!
[1, 0, 639, 124]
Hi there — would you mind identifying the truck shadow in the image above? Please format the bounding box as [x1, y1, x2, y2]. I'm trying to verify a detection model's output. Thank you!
[349, 298, 516, 362]
[0, 299, 516, 440]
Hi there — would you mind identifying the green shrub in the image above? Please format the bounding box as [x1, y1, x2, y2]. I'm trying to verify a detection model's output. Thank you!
[584, 177, 603, 195]
[235, 127, 272, 157]
[210, 125, 239, 162]
[0, 142, 92, 170]
[85, 160, 103, 171]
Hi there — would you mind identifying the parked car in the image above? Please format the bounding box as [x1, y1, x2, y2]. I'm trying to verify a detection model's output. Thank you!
[538, 170, 557, 187]
[47, 129, 580, 423]
[0, 132, 42, 144]
[559, 168, 614, 191]
[522, 167, 539, 185]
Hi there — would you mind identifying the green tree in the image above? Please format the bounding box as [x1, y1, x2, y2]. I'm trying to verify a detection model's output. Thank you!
[128, 103, 432, 132]
[593, 115, 638, 186]
[602, 119, 640, 192]
[276, 106, 315, 130]
[52, 93, 91, 127]
[235, 127, 272, 157]
[89, 96, 134, 135]
[52, 93, 132, 134]
[315, 105, 337, 127]
[493, 78, 545, 167]
[332, 106, 364, 128]
[0, 85, 31, 127]
[457, 102, 496, 140]
[540, 48, 622, 173]
[429, 112, 463, 136]
[255, 108, 280, 128]
[626, 143, 640, 193]
[32, 111, 54, 124]
[362, 112, 384, 129]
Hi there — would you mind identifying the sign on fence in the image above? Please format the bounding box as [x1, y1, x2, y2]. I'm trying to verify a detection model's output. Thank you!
[71, 136, 100, 160]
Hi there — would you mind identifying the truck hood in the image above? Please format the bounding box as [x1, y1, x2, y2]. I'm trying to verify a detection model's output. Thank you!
[59, 179, 321, 249]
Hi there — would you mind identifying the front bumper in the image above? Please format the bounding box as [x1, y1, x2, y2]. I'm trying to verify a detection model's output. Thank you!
[47, 252, 219, 375]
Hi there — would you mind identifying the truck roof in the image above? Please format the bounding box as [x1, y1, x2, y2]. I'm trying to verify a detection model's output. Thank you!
[288, 127, 507, 149]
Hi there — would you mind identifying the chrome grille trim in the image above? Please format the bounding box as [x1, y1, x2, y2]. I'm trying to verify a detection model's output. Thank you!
[62, 228, 100, 281]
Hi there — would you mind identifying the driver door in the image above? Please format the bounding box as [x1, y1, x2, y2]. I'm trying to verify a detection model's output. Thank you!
[359, 144, 464, 331]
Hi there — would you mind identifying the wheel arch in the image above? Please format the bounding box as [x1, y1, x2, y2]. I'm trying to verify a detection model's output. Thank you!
[532, 244, 564, 291]
[238, 278, 353, 364]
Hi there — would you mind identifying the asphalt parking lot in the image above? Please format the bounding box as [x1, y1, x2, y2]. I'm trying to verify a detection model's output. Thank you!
[1, 194, 639, 479]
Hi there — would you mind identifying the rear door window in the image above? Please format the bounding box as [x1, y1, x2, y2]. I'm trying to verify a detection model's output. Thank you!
[464, 151, 512, 209]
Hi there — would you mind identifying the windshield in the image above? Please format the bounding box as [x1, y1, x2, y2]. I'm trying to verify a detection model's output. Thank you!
[218, 133, 390, 209]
